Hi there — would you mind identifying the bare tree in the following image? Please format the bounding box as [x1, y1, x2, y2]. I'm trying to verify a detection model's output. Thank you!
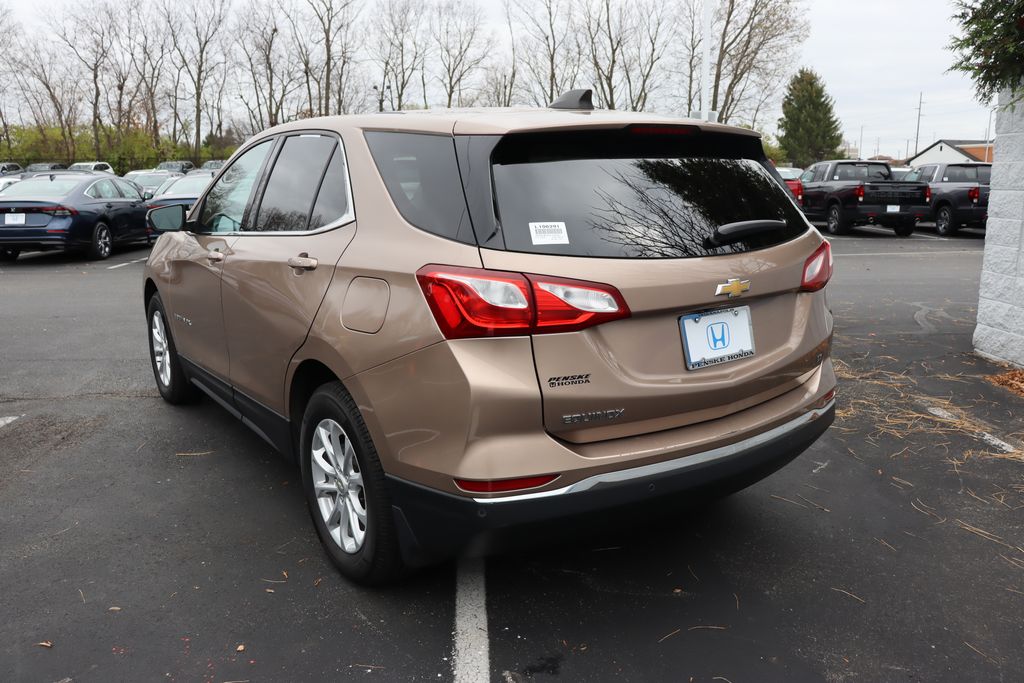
[621, 0, 675, 111]
[431, 0, 487, 108]
[0, 2, 18, 157]
[510, 0, 581, 106]
[56, 0, 112, 160]
[163, 0, 231, 159]
[709, 0, 807, 124]
[578, 0, 629, 109]
[371, 0, 427, 110]
[236, 0, 301, 131]
[13, 45, 83, 161]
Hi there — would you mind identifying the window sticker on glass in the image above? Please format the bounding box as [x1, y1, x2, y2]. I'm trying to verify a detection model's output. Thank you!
[528, 221, 569, 245]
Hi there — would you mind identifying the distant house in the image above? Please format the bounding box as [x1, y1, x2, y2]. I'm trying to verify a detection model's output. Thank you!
[907, 139, 994, 166]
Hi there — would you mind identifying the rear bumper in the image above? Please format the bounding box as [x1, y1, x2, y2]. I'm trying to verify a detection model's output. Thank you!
[387, 401, 834, 565]
[846, 204, 929, 225]
[0, 222, 79, 250]
[951, 205, 988, 225]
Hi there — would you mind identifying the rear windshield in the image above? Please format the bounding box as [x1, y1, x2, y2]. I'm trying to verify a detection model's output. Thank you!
[776, 167, 802, 180]
[834, 163, 890, 181]
[134, 173, 172, 187]
[0, 178, 80, 199]
[944, 165, 991, 183]
[489, 129, 808, 259]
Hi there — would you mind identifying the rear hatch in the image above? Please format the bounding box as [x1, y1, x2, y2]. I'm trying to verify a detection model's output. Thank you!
[473, 127, 831, 444]
[0, 177, 80, 230]
[0, 201, 63, 229]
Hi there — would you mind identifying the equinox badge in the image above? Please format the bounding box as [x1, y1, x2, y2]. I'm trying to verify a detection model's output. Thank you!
[715, 278, 750, 298]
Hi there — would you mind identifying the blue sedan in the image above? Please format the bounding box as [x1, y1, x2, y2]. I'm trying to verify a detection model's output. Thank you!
[0, 174, 149, 261]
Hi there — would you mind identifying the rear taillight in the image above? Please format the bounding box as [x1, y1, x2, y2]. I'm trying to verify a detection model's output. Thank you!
[795, 180, 804, 203]
[455, 474, 559, 493]
[968, 186, 979, 203]
[854, 185, 864, 202]
[925, 185, 932, 203]
[801, 240, 833, 292]
[416, 265, 630, 339]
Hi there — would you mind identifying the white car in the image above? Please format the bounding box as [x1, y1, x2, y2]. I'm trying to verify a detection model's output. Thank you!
[0, 176, 19, 192]
[68, 161, 114, 173]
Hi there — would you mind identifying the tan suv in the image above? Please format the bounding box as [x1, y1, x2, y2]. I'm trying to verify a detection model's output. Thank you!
[144, 94, 836, 584]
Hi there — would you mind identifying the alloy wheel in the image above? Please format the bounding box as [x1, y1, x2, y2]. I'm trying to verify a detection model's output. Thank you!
[97, 225, 111, 257]
[150, 310, 171, 387]
[310, 418, 367, 554]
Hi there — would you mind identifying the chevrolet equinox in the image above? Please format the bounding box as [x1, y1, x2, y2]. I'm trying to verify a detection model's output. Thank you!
[144, 91, 836, 584]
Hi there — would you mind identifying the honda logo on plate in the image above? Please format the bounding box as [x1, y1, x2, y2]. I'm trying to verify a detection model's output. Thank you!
[707, 322, 730, 350]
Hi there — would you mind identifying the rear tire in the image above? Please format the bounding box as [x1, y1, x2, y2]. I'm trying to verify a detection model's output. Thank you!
[893, 220, 915, 238]
[825, 203, 849, 235]
[0, 247, 19, 262]
[88, 222, 113, 260]
[300, 382, 404, 585]
[935, 205, 957, 236]
[147, 294, 198, 404]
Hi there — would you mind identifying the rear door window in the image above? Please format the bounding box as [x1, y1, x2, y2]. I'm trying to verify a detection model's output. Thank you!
[488, 129, 809, 259]
[308, 145, 354, 230]
[250, 133, 337, 232]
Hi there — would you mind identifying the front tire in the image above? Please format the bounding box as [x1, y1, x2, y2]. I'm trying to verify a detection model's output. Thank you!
[147, 294, 198, 404]
[0, 247, 19, 262]
[826, 203, 849, 235]
[88, 222, 113, 260]
[935, 205, 957, 236]
[300, 382, 404, 585]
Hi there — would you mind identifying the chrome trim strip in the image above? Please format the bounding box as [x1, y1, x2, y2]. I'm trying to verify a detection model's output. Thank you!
[472, 401, 835, 504]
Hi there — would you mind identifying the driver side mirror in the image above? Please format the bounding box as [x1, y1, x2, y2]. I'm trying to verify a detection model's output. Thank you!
[148, 204, 186, 232]
[143, 191, 154, 200]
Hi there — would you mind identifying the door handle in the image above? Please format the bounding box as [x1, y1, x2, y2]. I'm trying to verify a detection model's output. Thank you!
[206, 250, 224, 263]
[105, 203, 113, 208]
[287, 254, 318, 271]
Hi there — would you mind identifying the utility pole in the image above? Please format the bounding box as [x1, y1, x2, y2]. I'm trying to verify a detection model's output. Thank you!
[913, 92, 924, 155]
[859, 125, 864, 160]
[905, 139, 910, 161]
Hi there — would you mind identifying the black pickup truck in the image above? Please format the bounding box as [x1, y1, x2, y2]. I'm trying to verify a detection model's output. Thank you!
[798, 160, 931, 237]
[905, 162, 990, 236]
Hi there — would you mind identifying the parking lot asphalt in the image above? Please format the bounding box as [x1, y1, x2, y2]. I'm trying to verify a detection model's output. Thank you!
[1, 224, 1022, 682]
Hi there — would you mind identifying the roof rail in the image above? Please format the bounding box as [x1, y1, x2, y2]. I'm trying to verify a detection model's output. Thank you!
[548, 89, 594, 111]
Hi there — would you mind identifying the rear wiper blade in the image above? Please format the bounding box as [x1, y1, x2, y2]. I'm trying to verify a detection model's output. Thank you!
[704, 219, 786, 249]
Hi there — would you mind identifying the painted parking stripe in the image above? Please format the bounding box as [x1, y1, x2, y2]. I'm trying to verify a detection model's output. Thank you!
[106, 257, 149, 270]
[453, 558, 489, 683]
[0, 416, 19, 428]
[927, 406, 1017, 453]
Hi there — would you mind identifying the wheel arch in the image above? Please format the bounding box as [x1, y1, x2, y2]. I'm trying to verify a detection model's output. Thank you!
[288, 359, 344, 457]
[144, 278, 158, 312]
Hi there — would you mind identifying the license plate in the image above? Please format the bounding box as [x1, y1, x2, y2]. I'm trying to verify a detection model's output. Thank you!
[4, 213, 25, 225]
[680, 306, 755, 370]
[886, 205, 900, 213]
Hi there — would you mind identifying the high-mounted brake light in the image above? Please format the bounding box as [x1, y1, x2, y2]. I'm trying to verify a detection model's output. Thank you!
[854, 185, 865, 202]
[454, 474, 559, 493]
[968, 186, 979, 203]
[801, 240, 833, 292]
[416, 265, 630, 339]
[626, 124, 698, 136]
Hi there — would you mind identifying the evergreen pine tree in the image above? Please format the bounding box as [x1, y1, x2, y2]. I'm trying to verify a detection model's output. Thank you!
[777, 69, 844, 168]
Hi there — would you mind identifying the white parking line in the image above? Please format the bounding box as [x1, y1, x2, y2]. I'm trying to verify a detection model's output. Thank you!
[453, 557, 489, 683]
[0, 416, 19, 429]
[927, 406, 1017, 453]
[106, 257, 148, 270]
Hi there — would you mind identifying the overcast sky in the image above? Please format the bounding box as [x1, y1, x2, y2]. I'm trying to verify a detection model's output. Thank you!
[5, 0, 992, 159]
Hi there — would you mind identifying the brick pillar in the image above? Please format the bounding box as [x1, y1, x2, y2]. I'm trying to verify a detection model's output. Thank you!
[974, 89, 1024, 366]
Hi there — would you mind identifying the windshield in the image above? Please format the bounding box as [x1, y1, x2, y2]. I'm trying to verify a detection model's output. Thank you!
[159, 174, 213, 196]
[68, 163, 92, 170]
[0, 177, 80, 199]
[25, 163, 64, 172]
[776, 167, 803, 180]
[489, 130, 809, 259]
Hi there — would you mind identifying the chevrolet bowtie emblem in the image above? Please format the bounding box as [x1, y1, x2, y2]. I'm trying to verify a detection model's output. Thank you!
[715, 278, 750, 298]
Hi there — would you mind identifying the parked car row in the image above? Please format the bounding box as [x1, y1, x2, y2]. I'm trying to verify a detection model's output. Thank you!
[0, 167, 216, 262]
[774, 160, 990, 237]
